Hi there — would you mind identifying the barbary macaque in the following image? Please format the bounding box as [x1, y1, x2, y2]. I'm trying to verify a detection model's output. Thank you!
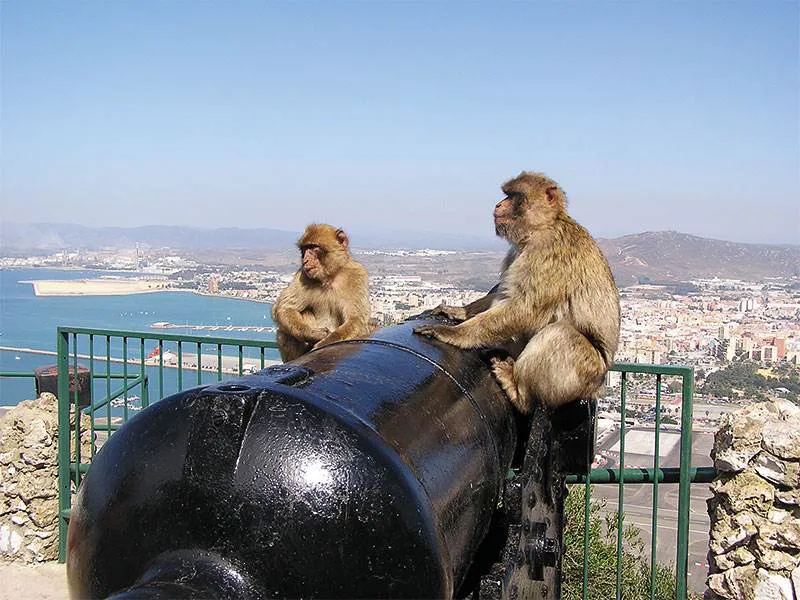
[272, 224, 373, 362]
[416, 172, 620, 414]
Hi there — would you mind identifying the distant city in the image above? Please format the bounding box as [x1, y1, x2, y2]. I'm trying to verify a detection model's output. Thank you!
[3, 241, 798, 382]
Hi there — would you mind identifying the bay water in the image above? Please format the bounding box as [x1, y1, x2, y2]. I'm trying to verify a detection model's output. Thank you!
[0, 268, 280, 406]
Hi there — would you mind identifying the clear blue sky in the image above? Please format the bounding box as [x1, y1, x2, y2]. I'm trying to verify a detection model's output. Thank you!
[2, 1, 798, 244]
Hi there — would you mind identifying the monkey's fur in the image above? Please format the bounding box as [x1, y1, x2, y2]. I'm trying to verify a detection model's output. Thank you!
[416, 172, 620, 414]
[272, 224, 372, 362]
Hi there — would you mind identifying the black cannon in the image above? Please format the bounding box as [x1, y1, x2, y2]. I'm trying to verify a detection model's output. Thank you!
[66, 317, 595, 599]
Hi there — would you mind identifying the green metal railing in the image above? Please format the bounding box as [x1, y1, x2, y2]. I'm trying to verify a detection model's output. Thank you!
[564, 363, 711, 600]
[0, 370, 39, 401]
[55, 326, 280, 562]
[49, 328, 711, 598]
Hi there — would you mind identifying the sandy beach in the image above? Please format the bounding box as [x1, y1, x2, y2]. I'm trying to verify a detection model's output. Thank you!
[26, 279, 168, 297]
[0, 562, 68, 600]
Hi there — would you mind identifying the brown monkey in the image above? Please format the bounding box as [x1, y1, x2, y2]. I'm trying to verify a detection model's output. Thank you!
[272, 224, 372, 362]
[415, 172, 620, 414]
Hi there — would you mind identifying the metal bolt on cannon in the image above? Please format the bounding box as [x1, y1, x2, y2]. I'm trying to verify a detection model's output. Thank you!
[66, 316, 596, 599]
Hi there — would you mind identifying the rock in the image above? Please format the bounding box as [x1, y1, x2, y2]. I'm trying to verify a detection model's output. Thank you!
[712, 552, 736, 571]
[791, 565, 800, 598]
[712, 546, 756, 570]
[777, 489, 800, 506]
[775, 398, 800, 421]
[754, 568, 794, 600]
[0, 524, 23, 555]
[713, 410, 771, 473]
[20, 452, 50, 469]
[27, 498, 58, 529]
[754, 545, 799, 571]
[710, 512, 757, 555]
[768, 507, 792, 524]
[707, 565, 757, 599]
[758, 518, 800, 551]
[755, 452, 800, 488]
[16, 470, 59, 502]
[22, 420, 51, 449]
[762, 420, 800, 461]
[713, 470, 774, 515]
[729, 546, 757, 565]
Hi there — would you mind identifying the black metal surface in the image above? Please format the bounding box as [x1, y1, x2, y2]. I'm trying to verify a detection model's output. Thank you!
[67, 318, 518, 599]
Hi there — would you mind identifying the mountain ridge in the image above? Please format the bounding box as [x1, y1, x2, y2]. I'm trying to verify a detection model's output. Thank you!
[2, 222, 797, 282]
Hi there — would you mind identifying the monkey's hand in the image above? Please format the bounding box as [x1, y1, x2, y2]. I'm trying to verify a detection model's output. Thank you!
[413, 324, 457, 344]
[305, 327, 331, 344]
[429, 303, 467, 322]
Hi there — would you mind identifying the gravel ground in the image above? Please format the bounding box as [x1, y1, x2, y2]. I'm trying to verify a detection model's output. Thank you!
[0, 562, 68, 600]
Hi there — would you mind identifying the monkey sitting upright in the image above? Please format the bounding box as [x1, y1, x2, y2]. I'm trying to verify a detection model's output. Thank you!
[272, 224, 373, 362]
[415, 172, 620, 414]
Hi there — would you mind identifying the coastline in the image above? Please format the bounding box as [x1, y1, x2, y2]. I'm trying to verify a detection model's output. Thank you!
[19, 277, 273, 305]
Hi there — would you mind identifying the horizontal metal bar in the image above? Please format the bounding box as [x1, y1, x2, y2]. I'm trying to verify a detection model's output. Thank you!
[92, 373, 141, 379]
[57, 326, 278, 349]
[609, 362, 693, 377]
[89, 424, 123, 432]
[566, 466, 716, 485]
[0, 371, 141, 380]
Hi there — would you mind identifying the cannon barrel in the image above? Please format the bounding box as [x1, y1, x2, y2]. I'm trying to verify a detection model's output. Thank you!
[66, 318, 519, 599]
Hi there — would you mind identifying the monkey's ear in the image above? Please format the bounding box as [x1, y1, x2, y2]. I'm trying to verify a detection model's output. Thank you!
[545, 186, 564, 209]
[335, 228, 349, 249]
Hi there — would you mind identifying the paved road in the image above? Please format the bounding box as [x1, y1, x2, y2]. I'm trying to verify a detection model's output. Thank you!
[593, 481, 711, 594]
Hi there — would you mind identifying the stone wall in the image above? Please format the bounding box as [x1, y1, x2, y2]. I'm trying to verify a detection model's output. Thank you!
[0, 393, 92, 563]
[707, 399, 800, 600]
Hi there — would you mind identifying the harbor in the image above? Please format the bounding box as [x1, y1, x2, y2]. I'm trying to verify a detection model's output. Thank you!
[151, 321, 277, 333]
[0, 345, 280, 376]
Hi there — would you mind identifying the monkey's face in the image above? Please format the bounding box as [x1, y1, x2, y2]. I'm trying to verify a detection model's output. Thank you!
[494, 194, 522, 239]
[301, 245, 326, 281]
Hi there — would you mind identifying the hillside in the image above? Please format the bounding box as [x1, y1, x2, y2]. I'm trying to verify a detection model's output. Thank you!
[597, 231, 800, 285]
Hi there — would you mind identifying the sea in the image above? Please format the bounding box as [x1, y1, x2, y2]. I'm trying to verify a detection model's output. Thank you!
[0, 267, 280, 406]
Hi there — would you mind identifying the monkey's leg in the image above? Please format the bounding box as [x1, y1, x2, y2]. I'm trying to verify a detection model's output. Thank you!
[490, 356, 522, 409]
[276, 330, 312, 363]
[513, 322, 606, 411]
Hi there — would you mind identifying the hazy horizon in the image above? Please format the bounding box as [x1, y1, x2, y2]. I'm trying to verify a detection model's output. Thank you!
[3, 220, 799, 250]
[2, 2, 798, 245]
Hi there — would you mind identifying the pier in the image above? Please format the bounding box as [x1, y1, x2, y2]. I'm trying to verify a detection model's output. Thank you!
[150, 322, 277, 333]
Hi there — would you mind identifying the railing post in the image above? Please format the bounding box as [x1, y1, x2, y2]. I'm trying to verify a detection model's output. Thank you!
[56, 327, 71, 563]
[675, 367, 695, 599]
